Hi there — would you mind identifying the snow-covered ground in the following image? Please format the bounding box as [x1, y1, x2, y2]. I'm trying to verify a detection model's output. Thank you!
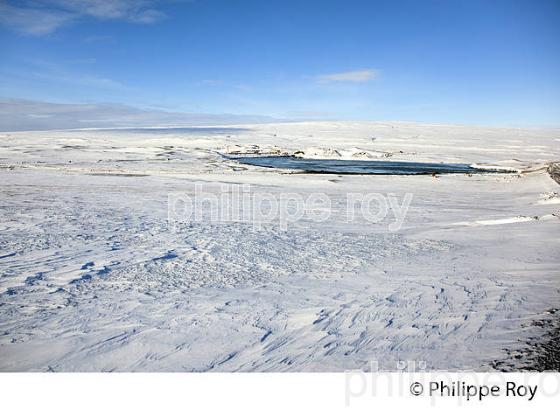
[0, 121, 559, 371]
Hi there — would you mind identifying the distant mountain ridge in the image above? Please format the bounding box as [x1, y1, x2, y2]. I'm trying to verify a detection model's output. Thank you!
[0, 98, 284, 131]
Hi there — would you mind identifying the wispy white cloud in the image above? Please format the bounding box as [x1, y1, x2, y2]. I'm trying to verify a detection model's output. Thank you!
[233, 84, 253, 92]
[0, 2, 74, 35]
[316, 69, 379, 83]
[0, 0, 167, 36]
[0, 58, 129, 92]
[26, 59, 128, 90]
[58, 0, 167, 23]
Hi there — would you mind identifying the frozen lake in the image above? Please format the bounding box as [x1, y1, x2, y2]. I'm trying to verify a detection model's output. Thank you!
[232, 155, 510, 175]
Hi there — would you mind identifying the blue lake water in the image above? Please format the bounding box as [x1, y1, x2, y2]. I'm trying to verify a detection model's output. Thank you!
[233, 156, 509, 175]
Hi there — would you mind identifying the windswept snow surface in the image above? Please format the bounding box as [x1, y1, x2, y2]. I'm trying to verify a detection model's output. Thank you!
[0, 121, 559, 371]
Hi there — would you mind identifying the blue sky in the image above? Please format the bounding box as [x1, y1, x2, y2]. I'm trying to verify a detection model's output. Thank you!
[1, 0, 559, 125]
